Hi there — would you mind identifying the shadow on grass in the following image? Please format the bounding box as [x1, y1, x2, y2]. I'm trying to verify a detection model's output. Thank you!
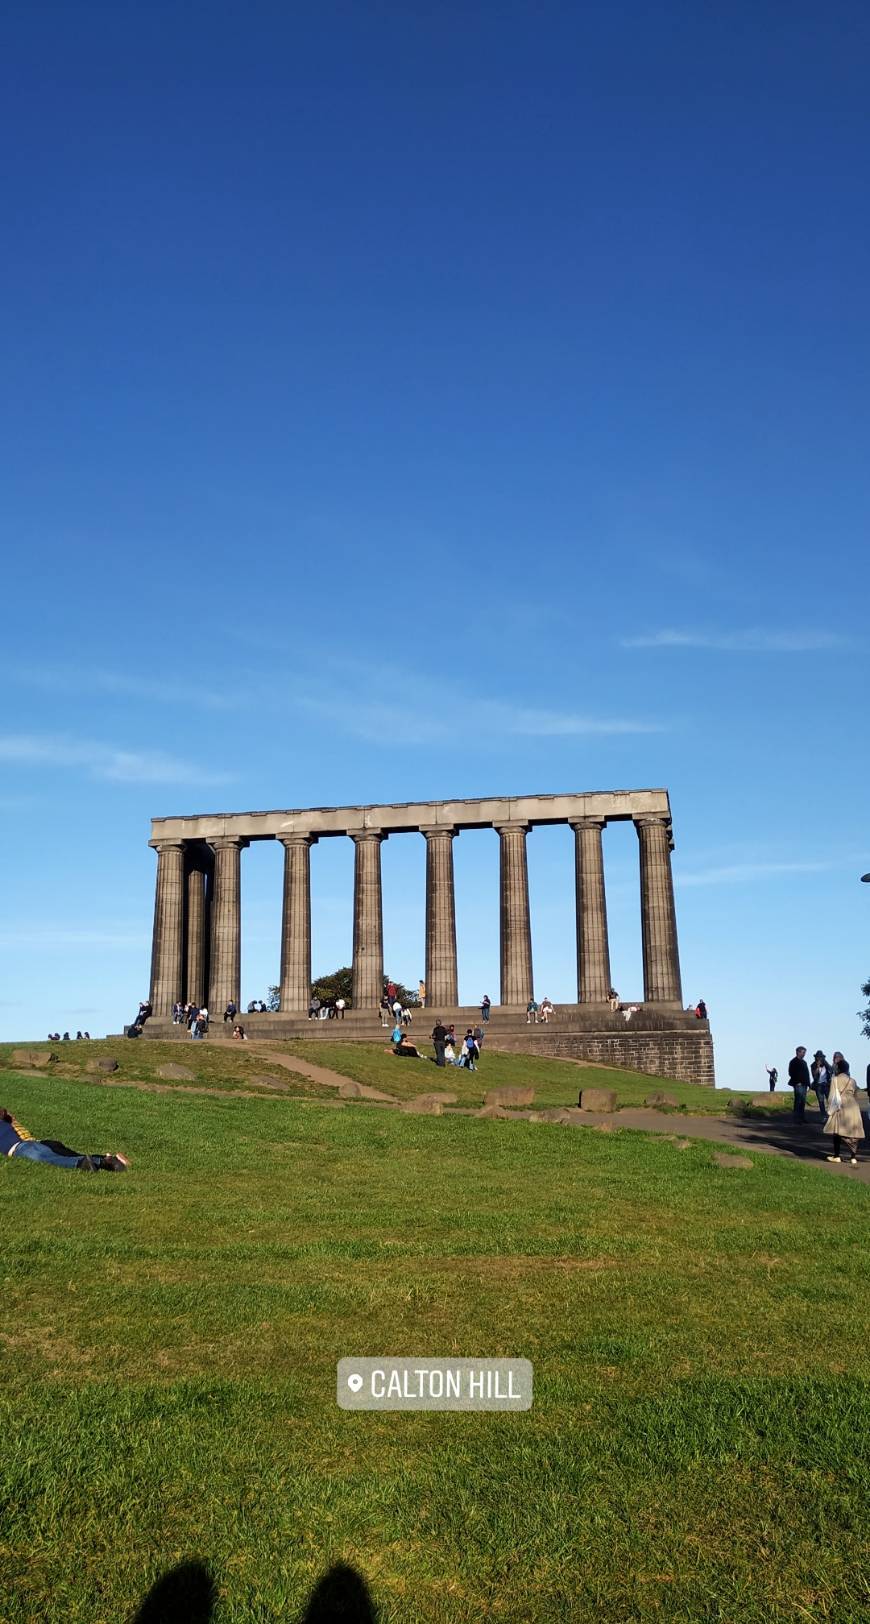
[131, 1559, 377, 1622]
[132, 1560, 216, 1621]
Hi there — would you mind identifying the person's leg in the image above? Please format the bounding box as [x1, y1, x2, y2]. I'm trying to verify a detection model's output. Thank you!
[828, 1133, 842, 1161]
[12, 1141, 89, 1171]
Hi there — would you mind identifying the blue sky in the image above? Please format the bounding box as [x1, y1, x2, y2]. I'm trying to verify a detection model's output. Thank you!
[1, 1, 868, 1088]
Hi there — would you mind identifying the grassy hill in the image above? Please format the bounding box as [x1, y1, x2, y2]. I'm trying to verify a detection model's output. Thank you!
[1, 1054, 865, 1622]
[0, 1036, 792, 1114]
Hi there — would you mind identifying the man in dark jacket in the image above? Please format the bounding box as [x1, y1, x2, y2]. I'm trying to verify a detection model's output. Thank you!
[787, 1047, 811, 1120]
[431, 1019, 447, 1067]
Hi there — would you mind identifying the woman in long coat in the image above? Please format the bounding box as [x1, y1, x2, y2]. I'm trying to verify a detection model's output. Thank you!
[823, 1060, 865, 1164]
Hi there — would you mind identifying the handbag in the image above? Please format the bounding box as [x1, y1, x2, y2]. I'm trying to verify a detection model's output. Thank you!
[828, 1080, 843, 1113]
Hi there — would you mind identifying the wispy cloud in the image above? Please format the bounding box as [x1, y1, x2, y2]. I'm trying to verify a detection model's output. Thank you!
[0, 734, 234, 786]
[10, 653, 670, 746]
[621, 628, 842, 653]
[676, 860, 833, 889]
[11, 664, 239, 711]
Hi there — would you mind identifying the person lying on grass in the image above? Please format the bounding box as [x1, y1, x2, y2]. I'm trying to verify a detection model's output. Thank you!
[1, 1108, 130, 1172]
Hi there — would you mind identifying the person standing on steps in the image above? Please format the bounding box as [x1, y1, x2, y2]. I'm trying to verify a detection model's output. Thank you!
[787, 1046, 810, 1121]
[480, 995, 491, 1023]
[431, 1018, 447, 1067]
[823, 1059, 865, 1164]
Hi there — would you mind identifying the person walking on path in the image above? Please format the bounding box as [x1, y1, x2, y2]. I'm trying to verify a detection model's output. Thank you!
[431, 1019, 447, 1067]
[787, 1046, 811, 1120]
[823, 1060, 865, 1164]
[480, 995, 491, 1022]
[765, 1065, 778, 1093]
[811, 1051, 831, 1122]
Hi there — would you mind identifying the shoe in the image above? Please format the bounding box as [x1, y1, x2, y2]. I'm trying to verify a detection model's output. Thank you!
[826, 1155, 841, 1163]
[851, 1158, 858, 1166]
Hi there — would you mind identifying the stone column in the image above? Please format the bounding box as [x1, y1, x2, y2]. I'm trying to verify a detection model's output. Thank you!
[421, 826, 458, 1007]
[571, 817, 612, 1002]
[351, 830, 385, 1009]
[148, 839, 185, 1015]
[184, 843, 213, 1007]
[208, 836, 247, 1012]
[496, 822, 533, 1006]
[279, 834, 317, 1011]
[636, 816, 683, 1005]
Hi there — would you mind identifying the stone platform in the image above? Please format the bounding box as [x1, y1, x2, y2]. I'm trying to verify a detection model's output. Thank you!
[133, 1005, 715, 1088]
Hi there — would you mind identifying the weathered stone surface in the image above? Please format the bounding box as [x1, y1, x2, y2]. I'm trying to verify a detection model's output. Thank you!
[249, 1074, 291, 1091]
[645, 1090, 679, 1109]
[156, 1063, 196, 1081]
[417, 1090, 457, 1105]
[485, 1085, 535, 1108]
[10, 1049, 56, 1068]
[402, 1096, 444, 1115]
[86, 1057, 119, 1074]
[712, 1151, 753, 1170]
[492, 1029, 715, 1088]
[475, 1103, 512, 1119]
[531, 1107, 575, 1124]
[578, 1087, 618, 1112]
[338, 1080, 363, 1098]
[725, 1098, 750, 1116]
[750, 1093, 781, 1108]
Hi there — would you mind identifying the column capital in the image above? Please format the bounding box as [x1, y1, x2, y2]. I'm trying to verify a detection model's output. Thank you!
[635, 814, 670, 829]
[149, 838, 185, 853]
[277, 832, 318, 849]
[419, 824, 456, 840]
[209, 835, 250, 852]
[569, 816, 607, 833]
[350, 828, 385, 844]
[493, 820, 531, 836]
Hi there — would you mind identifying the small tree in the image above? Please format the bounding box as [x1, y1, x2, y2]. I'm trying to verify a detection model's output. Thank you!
[266, 986, 281, 1012]
[311, 966, 354, 1007]
[859, 977, 870, 1040]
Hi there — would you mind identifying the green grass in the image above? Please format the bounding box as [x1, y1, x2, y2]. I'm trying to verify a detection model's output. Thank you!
[1, 1067, 867, 1621]
[277, 1038, 793, 1114]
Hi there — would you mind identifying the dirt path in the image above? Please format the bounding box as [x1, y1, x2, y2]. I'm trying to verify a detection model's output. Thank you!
[245, 1045, 398, 1101]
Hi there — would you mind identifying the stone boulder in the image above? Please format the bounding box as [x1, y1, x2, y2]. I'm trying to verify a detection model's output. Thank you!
[86, 1057, 119, 1074]
[725, 1098, 750, 1116]
[484, 1085, 535, 1108]
[577, 1087, 618, 1112]
[645, 1091, 679, 1109]
[338, 1080, 363, 1098]
[712, 1151, 753, 1171]
[750, 1093, 782, 1108]
[156, 1064, 196, 1082]
[402, 1096, 444, 1115]
[249, 1074, 291, 1091]
[10, 1049, 56, 1069]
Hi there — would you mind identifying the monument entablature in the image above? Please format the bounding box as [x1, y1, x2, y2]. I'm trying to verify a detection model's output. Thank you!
[147, 788, 682, 1021]
[150, 788, 674, 844]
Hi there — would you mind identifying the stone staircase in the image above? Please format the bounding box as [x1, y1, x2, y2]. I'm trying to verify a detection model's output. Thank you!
[126, 1003, 714, 1086]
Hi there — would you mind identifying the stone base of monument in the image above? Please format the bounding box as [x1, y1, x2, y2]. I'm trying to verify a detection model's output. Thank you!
[127, 1006, 714, 1088]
